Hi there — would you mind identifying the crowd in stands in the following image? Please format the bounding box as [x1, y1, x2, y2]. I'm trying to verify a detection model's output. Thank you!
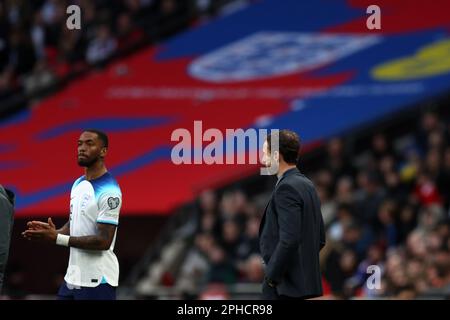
[176, 110, 450, 299]
[0, 0, 249, 105]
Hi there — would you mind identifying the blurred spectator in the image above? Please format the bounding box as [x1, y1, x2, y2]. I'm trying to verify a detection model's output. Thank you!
[378, 154, 396, 176]
[86, 24, 117, 65]
[80, 0, 98, 44]
[206, 245, 237, 284]
[399, 146, 422, 184]
[160, 0, 178, 18]
[42, 0, 66, 48]
[41, 0, 61, 25]
[218, 190, 247, 230]
[384, 170, 408, 204]
[376, 200, 398, 248]
[417, 205, 445, 232]
[23, 58, 55, 94]
[30, 11, 46, 59]
[8, 28, 36, 76]
[324, 247, 358, 298]
[116, 12, 145, 51]
[195, 189, 218, 232]
[372, 133, 394, 161]
[419, 111, 439, 137]
[341, 221, 374, 259]
[314, 169, 334, 197]
[174, 232, 212, 295]
[0, 69, 15, 100]
[328, 203, 354, 242]
[198, 189, 217, 215]
[335, 175, 354, 205]
[236, 214, 260, 261]
[325, 137, 356, 185]
[396, 204, 418, 243]
[56, 26, 85, 75]
[354, 170, 386, 226]
[437, 147, 450, 207]
[317, 184, 336, 228]
[219, 219, 241, 260]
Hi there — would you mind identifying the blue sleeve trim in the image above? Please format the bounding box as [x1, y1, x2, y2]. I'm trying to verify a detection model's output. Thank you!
[97, 219, 119, 226]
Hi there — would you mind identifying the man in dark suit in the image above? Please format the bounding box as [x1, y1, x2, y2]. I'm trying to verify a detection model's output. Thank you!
[0, 185, 15, 293]
[259, 130, 325, 299]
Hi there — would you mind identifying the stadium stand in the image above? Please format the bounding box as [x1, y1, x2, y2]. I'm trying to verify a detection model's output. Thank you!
[0, 0, 246, 118]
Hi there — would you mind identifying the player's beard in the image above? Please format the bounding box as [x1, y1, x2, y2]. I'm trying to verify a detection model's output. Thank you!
[77, 155, 100, 167]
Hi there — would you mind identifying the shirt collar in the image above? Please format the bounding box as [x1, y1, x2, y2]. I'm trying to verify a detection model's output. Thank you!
[276, 167, 299, 185]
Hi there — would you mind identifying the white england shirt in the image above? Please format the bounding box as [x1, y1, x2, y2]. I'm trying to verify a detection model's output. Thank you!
[65, 172, 122, 288]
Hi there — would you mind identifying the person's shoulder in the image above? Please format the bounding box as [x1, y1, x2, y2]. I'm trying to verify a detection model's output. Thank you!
[283, 171, 311, 184]
[282, 172, 316, 193]
[103, 172, 121, 187]
[92, 172, 122, 200]
[275, 178, 299, 195]
[71, 175, 85, 190]
[107, 173, 122, 193]
[300, 173, 315, 186]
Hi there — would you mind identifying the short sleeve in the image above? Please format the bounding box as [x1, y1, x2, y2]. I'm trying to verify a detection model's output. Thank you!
[97, 192, 122, 226]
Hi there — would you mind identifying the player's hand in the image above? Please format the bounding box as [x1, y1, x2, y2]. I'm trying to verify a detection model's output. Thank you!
[22, 218, 58, 243]
[26, 217, 56, 229]
[26, 220, 50, 230]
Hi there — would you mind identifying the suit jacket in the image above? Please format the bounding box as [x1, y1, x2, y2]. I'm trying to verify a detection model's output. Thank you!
[259, 168, 325, 298]
[0, 185, 15, 293]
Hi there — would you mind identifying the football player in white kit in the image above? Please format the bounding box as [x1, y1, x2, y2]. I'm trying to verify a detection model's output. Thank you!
[23, 129, 122, 300]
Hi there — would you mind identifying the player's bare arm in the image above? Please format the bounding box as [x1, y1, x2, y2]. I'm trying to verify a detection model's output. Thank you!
[23, 220, 115, 251]
[69, 223, 116, 250]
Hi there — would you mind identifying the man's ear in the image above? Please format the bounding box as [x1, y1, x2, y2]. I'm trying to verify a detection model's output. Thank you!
[100, 147, 108, 158]
[273, 150, 279, 162]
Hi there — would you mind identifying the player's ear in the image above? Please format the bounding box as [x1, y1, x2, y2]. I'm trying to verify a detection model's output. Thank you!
[100, 147, 108, 158]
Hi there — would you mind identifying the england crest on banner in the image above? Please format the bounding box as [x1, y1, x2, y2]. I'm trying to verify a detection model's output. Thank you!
[188, 32, 381, 82]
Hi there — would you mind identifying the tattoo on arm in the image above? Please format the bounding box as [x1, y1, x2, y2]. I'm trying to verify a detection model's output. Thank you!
[68, 223, 116, 251]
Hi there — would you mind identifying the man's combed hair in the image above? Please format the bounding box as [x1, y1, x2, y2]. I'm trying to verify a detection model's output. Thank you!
[84, 129, 109, 148]
[267, 129, 301, 165]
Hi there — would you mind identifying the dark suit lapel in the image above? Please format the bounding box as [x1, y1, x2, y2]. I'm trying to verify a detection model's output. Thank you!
[259, 187, 276, 236]
[259, 198, 271, 236]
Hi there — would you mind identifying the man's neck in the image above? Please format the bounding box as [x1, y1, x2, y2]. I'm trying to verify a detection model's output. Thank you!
[277, 163, 297, 179]
[85, 161, 107, 181]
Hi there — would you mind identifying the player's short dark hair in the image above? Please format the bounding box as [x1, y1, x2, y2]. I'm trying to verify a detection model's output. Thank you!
[266, 129, 301, 165]
[84, 129, 109, 148]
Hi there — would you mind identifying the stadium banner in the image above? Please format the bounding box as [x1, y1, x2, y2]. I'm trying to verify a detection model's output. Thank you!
[1, 0, 450, 216]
